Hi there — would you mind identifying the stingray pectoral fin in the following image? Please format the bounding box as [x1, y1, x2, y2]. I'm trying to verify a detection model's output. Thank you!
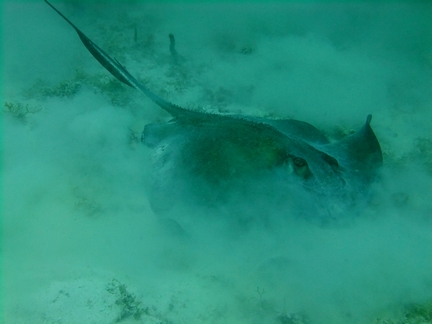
[142, 122, 181, 148]
[264, 118, 330, 145]
[322, 114, 383, 181]
[45, 0, 187, 118]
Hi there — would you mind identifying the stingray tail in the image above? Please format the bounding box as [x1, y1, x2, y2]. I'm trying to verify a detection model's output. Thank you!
[44, 0, 186, 117]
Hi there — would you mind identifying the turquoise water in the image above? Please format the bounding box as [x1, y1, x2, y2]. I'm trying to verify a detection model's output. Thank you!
[2, 2, 432, 323]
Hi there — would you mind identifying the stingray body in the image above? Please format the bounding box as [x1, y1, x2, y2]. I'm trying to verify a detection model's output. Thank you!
[45, 1, 383, 217]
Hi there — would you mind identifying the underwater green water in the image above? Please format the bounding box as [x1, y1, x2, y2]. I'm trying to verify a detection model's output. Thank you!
[2, 1, 432, 323]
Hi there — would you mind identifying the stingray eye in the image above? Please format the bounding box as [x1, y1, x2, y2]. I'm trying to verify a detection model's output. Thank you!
[292, 157, 311, 178]
[293, 157, 306, 167]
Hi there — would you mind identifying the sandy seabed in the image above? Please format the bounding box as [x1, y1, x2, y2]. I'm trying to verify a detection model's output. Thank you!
[2, 2, 432, 324]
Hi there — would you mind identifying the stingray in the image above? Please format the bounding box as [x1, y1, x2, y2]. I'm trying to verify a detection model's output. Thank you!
[45, 1, 383, 216]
